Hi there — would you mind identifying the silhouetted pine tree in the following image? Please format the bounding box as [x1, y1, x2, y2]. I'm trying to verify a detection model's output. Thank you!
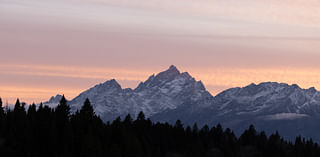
[54, 95, 72, 156]
[0, 97, 4, 129]
[10, 99, 27, 156]
[0, 97, 3, 119]
[71, 98, 103, 157]
[0, 97, 4, 152]
[37, 103, 55, 156]
[25, 103, 37, 156]
[80, 98, 95, 119]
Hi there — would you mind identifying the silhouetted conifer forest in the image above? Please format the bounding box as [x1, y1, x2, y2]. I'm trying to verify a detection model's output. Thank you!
[0, 96, 319, 157]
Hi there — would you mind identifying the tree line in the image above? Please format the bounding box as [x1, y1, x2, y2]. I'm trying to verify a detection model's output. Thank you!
[0, 96, 319, 157]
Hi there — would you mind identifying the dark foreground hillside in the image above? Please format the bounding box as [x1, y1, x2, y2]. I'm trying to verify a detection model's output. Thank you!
[0, 96, 319, 157]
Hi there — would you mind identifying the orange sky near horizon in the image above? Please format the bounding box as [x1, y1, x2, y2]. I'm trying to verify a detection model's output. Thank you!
[1, 64, 320, 104]
[1, 0, 320, 104]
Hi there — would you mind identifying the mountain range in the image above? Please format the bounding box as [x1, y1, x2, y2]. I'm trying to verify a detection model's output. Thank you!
[45, 65, 320, 141]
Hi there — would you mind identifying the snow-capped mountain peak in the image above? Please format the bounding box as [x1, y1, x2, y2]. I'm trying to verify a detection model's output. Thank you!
[68, 65, 213, 121]
[48, 94, 63, 103]
[43, 94, 66, 107]
[215, 82, 320, 115]
[93, 79, 122, 93]
[163, 65, 180, 75]
[142, 65, 181, 86]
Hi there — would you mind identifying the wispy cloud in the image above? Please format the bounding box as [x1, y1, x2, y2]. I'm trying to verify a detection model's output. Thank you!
[0, 64, 150, 80]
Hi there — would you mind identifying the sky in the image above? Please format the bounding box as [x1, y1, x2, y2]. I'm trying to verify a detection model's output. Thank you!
[1, 0, 320, 104]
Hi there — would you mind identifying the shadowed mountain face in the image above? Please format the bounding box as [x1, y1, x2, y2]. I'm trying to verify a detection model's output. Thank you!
[151, 81, 320, 141]
[46, 65, 320, 141]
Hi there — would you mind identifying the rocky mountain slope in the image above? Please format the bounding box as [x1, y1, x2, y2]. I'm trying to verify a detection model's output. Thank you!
[46, 66, 320, 141]
[69, 65, 213, 121]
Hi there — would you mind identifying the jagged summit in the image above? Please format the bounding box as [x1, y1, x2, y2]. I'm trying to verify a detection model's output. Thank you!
[152, 65, 180, 81]
[169, 65, 179, 72]
[43, 94, 67, 107]
[309, 87, 317, 92]
[242, 82, 317, 94]
[49, 94, 63, 102]
[136, 65, 197, 91]
[98, 79, 122, 90]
